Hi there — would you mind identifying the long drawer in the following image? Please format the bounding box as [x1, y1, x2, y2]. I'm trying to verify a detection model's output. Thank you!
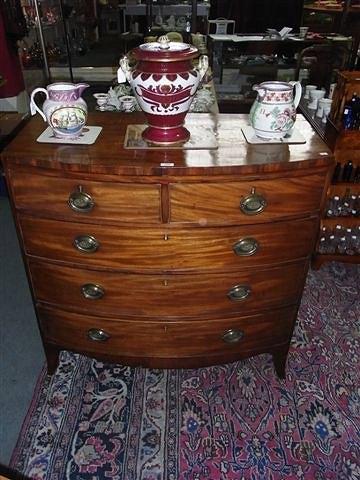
[9, 169, 161, 223]
[20, 215, 318, 271]
[30, 260, 307, 317]
[170, 174, 326, 224]
[38, 305, 298, 359]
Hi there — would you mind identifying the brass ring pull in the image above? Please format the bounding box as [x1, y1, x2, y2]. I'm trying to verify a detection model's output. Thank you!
[81, 283, 105, 300]
[74, 235, 100, 253]
[240, 187, 267, 215]
[68, 185, 94, 213]
[222, 329, 244, 344]
[87, 328, 110, 342]
[228, 284, 251, 302]
[233, 237, 259, 256]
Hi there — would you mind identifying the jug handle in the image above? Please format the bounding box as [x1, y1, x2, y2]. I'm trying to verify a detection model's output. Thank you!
[30, 87, 48, 121]
[196, 55, 209, 81]
[289, 81, 302, 109]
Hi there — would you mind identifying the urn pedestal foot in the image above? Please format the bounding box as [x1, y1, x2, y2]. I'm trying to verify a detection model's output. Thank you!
[142, 125, 190, 146]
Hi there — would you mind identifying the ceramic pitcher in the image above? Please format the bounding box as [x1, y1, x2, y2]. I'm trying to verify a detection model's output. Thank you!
[30, 82, 89, 139]
[249, 81, 302, 139]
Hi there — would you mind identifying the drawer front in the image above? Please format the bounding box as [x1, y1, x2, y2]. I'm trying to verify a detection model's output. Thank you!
[20, 215, 318, 270]
[9, 170, 161, 223]
[39, 305, 298, 358]
[170, 174, 326, 224]
[30, 261, 306, 317]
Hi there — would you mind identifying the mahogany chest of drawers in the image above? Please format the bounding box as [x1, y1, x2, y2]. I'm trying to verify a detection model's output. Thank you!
[1, 113, 334, 378]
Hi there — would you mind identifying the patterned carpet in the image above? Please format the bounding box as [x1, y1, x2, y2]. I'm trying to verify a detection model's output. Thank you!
[10, 262, 360, 480]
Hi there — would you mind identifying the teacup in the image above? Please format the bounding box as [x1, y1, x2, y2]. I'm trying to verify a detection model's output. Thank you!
[328, 83, 337, 99]
[119, 95, 136, 112]
[322, 104, 332, 123]
[308, 89, 325, 110]
[303, 84, 317, 100]
[93, 93, 109, 110]
[316, 98, 332, 118]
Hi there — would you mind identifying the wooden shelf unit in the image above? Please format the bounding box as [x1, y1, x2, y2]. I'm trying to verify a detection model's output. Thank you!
[313, 129, 360, 268]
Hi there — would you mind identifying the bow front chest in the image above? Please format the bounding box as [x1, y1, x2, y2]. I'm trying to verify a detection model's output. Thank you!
[1, 113, 333, 377]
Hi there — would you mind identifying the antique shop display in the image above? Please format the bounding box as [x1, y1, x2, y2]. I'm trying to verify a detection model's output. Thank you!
[117, 35, 208, 145]
[30, 82, 89, 139]
[249, 81, 302, 139]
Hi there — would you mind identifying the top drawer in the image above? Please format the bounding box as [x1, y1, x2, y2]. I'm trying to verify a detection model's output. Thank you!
[9, 169, 161, 224]
[170, 174, 326, 225]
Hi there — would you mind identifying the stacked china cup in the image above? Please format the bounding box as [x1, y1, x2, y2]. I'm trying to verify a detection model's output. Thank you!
[303, 83, 334, 124]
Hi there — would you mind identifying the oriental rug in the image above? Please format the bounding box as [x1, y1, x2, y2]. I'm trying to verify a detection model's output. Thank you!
[10, 262, 360, 480]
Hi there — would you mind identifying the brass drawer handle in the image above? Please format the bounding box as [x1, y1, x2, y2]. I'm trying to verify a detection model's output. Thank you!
[87, 328, 110, 342]
[81, 283, 105, 300]
[68, 185, 94, 213]
[233, 237, 259, 256]
[74, 235, 100, 253]
[240, 187, 267, 215]
[228, 284, 251, 302]
[222, 328, 244, 344]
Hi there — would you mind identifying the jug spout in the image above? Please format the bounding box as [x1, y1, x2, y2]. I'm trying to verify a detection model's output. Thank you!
[75, 83, 89, 96]
[253, 84, 266, 100]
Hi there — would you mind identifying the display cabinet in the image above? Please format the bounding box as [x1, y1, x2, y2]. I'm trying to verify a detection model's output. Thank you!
[19, 0, 71, 84]
[19, 0, 124, 85]
[20, 0, 100, 81]
[307, 71, 360, 268]
[208, 34, 352, 113]
[313, 131, 360, 268]
[121, 0, 210, 38]
[302, 0, 360, 33]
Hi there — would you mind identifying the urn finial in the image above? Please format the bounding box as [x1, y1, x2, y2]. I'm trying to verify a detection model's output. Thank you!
[158, 35, 170, 50]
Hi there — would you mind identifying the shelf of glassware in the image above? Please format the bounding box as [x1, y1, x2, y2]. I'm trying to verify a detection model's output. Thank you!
[313, 131, 360, 268]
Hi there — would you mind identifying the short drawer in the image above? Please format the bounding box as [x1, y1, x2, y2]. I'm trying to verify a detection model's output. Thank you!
[30, 261, 307, 317]
[20, 215, 318, 270]
[170, 174, 326, 224]
[38, 305, 298, 359]
[9, 169, 161, 223]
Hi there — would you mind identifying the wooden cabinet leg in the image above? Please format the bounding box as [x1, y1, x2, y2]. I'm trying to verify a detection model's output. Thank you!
[272, 347, 289, 379]
[43, 344, 60, 375]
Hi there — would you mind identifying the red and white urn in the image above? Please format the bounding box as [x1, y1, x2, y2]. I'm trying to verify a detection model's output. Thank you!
[117, 35, 208, 145]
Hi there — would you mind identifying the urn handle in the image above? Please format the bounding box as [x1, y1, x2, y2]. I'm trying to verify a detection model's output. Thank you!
[197, 55, 209, 81]
[30, 87, 48, 121]
[118, 56, 132, 83]
[289, 81, 302, 109]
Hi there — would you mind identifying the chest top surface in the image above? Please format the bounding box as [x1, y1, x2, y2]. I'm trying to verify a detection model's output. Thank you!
[1, 113, 333, 177]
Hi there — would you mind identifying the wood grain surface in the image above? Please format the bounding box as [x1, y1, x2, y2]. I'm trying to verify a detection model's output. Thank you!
[1, 113, 334, 375]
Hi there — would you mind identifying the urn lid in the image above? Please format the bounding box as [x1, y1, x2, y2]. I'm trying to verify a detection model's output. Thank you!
[133, 35, 199, 62]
